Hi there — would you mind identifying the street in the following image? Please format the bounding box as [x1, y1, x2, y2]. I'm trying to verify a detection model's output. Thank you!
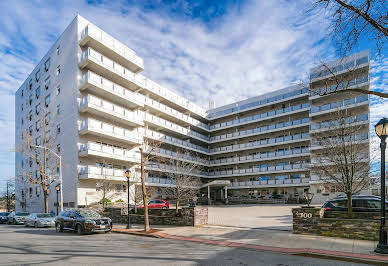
[0, 225, 368, 265]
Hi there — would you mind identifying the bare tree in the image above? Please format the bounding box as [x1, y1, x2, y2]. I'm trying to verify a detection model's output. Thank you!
[16, 113, 60, 213]
[159, 150, 202, 215]
[129, 184, 157, 214]
[310, 109, 372, 217]
[311, 0, 387, 57]
[95, 163, 120, 209]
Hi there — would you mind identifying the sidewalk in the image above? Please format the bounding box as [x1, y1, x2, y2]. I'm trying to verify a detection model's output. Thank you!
[113, 223, 388, 263]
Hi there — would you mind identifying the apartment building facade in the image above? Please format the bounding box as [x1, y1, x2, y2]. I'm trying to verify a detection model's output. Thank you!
[14, 15, 370, 212]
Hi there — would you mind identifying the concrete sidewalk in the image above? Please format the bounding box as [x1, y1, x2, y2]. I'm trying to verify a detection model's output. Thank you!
[113, 223, 388, 263]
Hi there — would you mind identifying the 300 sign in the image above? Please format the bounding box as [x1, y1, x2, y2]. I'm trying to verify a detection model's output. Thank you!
[296, 212, 313, 219]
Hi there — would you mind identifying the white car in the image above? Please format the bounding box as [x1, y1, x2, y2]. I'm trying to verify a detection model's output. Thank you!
[25, 213, 55, 228]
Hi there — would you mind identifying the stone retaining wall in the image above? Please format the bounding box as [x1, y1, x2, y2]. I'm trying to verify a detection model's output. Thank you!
[102, 207, 208, 226]
[293, 207, 381, 241]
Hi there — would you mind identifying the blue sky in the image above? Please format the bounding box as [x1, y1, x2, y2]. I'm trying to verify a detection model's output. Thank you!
[0, 0, 386, 192]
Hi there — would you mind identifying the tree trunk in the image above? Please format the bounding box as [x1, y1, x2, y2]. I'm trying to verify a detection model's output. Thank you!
[346, 193, 353, 218]
[140, 149, 150, 232]
[134, 201, 137, 214]
[43, 185, 49, 213]
[175, 199, 179, 215]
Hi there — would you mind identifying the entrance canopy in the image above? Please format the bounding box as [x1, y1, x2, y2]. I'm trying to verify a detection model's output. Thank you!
[201, 180, 231, 188]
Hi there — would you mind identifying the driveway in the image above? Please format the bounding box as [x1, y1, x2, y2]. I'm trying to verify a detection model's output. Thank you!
[207, 204, 299, 230]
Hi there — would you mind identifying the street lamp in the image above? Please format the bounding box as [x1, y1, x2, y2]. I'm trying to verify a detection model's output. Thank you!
[125, 170, 132, 229]
[304, 192, 314, 207]
[55, 184, 60, 215]
[375, 117, 388, 254]
[31, 145, 63, 212]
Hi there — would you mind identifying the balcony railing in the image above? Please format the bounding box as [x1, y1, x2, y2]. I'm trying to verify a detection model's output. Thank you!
[230, 178, 310, 187]
[310, 74, 369, 96]
[310, 95, 368, 114]
[210, 147, 309, 165]
[210, 133, 309, 154]
[81, 24, 144, 70]
[79, 95, 144, 127]
[79, 142, 141, 163]
[148, 146, 206, 165]
[208, 163, 308, 178]
[78, 165, 139, 181]
[145, 163, 206, 177]
[310, 113, 369, 132]
[210, 103, 310, 131]
[210, 117, 310, 142]
[79, 118, 143, 144]
[207, 88, 308, 119]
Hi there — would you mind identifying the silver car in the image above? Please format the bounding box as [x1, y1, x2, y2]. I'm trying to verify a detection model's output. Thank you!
[25, 213, 55, 228]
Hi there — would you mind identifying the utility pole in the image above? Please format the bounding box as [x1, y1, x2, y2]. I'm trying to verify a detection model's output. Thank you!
[6, 181, 10, 212]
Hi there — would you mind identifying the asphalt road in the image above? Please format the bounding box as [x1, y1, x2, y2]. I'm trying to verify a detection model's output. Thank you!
[0, 224, 368, 266]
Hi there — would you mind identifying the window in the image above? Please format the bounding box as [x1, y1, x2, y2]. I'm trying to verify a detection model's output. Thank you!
[56, 45, 60, 55]
[36, 120, 41, 131]
[29, 187, 32, 198]
[29, 110, 33, 121]
[35, 87, 41, 98]
[56, 104, 60, 115]
[44, 76, 50, 90]
[57, 144, 61, 153]
[29, 95, 33, 106]
[56, 65, 61, 75]
[29, 125, 33, 135]
[44, 58, 50, 71]
[56, 85, 60, 95]
[35, 69, 41, 82]
[56, 124, 61, 134]
[21, 104, 23, 111]
[45, 94, 51, 107]
[45, 130, 51, 143]
[29, 80, 32, 90]
[44, 113, 51, 125]
[35, 136, 41, 145]
[21, 89, 24, 97]
[35, 103, 41, 115]
[21, 118, 24, 125]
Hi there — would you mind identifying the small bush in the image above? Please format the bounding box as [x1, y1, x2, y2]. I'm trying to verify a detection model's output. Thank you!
[99, 198, 112, 205]
[115, 199, 124, 203]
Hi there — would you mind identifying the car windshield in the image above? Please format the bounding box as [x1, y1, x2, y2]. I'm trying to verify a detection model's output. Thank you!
[15, 212, 29, 216]
[37, 213, 54, 218]
[78, 210, 101, 219]
[0, 213, 9, 216]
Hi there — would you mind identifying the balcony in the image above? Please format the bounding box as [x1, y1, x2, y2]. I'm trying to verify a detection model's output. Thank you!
[310, 113, 369, 134]
[145, 177, 176, 187]
[210, 103, 310, 132]
[229, 178, 310, 189]
[80, 24, 144, 73]
[149, 147, 207, 166]
[79, 95, 144, 127]
[145, 163, 207, 178]
[78, 165, 140, 182]
[79, 142, 141, 164]
[210, 117, 310, 143]
[310, 95, 368, 117]
[80, 71, 144, 109]
[207, 164, 309, 178]
[79, 118, 143, 145]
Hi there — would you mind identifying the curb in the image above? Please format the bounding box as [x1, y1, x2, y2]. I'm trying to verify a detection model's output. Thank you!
[112, 229, 162, 238]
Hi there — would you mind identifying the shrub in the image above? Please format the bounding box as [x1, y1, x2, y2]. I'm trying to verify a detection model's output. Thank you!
[115, 199, 124, 203]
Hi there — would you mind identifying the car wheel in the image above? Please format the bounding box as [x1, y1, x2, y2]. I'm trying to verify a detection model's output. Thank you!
[55, 222, 63, 232]
[34, 222, 38, 228]
[76, 224, 84, 235]
[162, 206, 167, 209]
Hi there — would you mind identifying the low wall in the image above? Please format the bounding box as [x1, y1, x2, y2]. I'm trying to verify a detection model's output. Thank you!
[292, 207, 380, 241]
[102, 207, 208, 226]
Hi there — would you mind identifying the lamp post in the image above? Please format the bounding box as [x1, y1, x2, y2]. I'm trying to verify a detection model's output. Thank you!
[55, 184, 60, 215]
[375, 117, 388, 254]
[125, 170, 132, 229]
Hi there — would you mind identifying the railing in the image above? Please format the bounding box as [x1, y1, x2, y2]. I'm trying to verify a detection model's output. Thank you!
[79, 142, 141, 161]
[210, 133, 309, 153]
[310, 113, 369, 131]
[208, 164, 308, 177]
[210, 147, 309, 165]
[80, 48, 207, 118]
[145, 162, 206, 177]
[146, 176, 175, 185]
[210, 103, 310, 130]
[311, 133, 369, 147]
[78, 165, 139, 181]
[310, 95, 368, 114]
[210, 117, 309, 142]
[80, 95, 143, 125]
[207, 88, 308, 119]
[148, 146, 206, 165]
[81, 71, 143, 104]
[78, 118, 143, 143]
[310, 74, 369, 96]
[81, 24, 144, 68]
[310, 56, 368, 79]
[230, 178, 310, 187]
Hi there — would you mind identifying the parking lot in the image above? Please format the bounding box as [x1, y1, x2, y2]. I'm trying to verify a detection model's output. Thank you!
[207, 204, 297, 230]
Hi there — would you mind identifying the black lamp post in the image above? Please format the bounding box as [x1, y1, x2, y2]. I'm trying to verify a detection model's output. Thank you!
[125, 170, 132, 229]
[375, 117, 388, 254]
[55, 184, 60, 215]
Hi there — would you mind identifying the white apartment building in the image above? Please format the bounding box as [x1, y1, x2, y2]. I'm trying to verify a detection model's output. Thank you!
[14, 15, 370, 212]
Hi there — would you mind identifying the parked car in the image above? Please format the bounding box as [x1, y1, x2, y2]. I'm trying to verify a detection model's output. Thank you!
[139, 199, 169, 209]
[7, 211, 29, 225]
[25, 213, 55, 228]
[55, 209, 112, 235]
[323, 195, 388, 212]
[0, 212, 9, 223]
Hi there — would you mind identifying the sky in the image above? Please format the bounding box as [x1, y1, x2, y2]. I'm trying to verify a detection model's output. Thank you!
[0, 0, 386, 191]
